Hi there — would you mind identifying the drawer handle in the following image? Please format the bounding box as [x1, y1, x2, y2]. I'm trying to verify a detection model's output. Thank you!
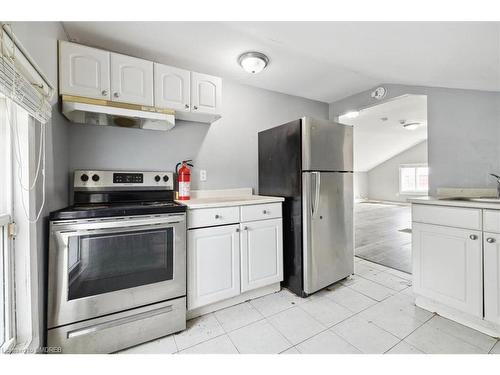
[487, 237, 496, 243]
[215, 214, 221, 219]
[469, 234, 478, 240]
[66, 305, 173, 339]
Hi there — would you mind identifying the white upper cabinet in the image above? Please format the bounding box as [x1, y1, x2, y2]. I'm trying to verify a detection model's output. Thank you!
[191, 72, 222, 115]
[59, 41, 110, 100]
[110, 53, 154, 106]
[154, 63, 190, 111]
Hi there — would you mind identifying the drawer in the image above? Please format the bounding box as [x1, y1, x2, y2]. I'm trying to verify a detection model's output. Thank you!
[240, 203, 282, 222]
[188, 206, 240, 229]
[483, 210, 500, 233]
[47, 298, 186, 354]
[412, 204, 482, 230]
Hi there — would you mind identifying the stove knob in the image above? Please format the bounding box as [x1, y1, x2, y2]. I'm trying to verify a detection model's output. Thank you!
[92, 174, 100, 182]
[163, 175, 169, 182]
[80, 174, 89, 182]
[154, 175, 161, 182]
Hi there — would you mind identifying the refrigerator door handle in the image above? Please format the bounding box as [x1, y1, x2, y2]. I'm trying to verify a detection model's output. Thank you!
[311, 172, 321, 219]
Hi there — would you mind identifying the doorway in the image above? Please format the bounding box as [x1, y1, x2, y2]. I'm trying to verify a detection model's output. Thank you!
[339, 94, 428, 274]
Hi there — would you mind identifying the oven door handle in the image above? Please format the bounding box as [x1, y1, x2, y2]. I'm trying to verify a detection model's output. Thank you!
[55, 221, 181, 246]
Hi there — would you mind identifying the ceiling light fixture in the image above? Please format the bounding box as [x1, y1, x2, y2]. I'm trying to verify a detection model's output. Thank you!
[342, 110, 360, 119]
[238, 52, 269, 74]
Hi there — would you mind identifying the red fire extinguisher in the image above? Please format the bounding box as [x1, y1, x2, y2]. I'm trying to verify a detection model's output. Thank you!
[176, 160, 193, 200]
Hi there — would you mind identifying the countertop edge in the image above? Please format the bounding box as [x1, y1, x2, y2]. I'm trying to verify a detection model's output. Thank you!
[175, 195, 285, 209]
[409, 196, 500, 210]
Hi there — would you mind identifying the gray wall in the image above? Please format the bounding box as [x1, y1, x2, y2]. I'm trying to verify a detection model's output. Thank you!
[9, 22, 70, 349]
[68, 80, 329, 192]
[367, 141, 428, 202]
[330, 84, 500, 195]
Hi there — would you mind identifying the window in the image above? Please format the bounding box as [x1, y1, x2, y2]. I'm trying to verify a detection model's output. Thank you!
[399, 164, 429, 194]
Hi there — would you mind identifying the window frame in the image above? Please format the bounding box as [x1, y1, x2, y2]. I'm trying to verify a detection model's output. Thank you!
[399, 163, 429, 195]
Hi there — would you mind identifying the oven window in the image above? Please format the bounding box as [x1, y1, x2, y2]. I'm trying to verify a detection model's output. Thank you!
[67, 228, 174, 300]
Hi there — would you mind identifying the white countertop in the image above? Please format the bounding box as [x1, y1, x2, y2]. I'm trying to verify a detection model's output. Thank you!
[409, 196, 500, 210]
[175, 188, 284, 209]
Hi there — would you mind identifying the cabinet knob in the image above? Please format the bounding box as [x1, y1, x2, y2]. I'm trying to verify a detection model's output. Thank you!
[101, 90, 108, 96]
[185, 104, 189, 109]
[113, 92, 120, 98]
[469, 234, 478, 240]
[235, 228, 240, 233]
[215, 214, 221, 219]
[262, 210, 268, 214]
[193, 105, 198, 110]
[487, 237, 496, 243]
[243, 226, 248, 231]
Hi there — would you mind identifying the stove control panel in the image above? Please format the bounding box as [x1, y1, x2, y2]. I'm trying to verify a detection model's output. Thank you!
[74, 170, 174, 190]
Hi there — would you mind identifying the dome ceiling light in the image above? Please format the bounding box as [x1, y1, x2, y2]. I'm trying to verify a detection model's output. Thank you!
[238, 52, 269, 74]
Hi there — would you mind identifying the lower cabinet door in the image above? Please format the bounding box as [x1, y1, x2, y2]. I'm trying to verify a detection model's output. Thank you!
[187, 224, 240, 310]
[412, 222, 483, 317]
[240, 218, 283, 293]
[484, 232, 500, 324]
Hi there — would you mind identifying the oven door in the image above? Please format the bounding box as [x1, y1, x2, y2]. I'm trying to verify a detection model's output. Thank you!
[48, 214, 186, 329]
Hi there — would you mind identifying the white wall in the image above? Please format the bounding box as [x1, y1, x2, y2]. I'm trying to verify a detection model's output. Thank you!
[367, 141, 428, 202]
[354, 172, 368, 200]
[68, 80, 329, 191]
[330, 84, 500, 194]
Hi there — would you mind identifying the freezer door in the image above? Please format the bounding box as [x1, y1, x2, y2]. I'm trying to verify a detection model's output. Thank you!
[301, 117, 353, 172]
[302, 171, 353, 294]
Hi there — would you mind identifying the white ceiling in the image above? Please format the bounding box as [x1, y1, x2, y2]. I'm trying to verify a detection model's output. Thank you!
[62, 22, 500, 103]
[339, 95, 427, 172]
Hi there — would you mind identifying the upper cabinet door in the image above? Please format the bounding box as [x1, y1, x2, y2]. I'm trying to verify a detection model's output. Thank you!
[191, 72, 222, 115]
[154, 63, 190, 111]
[59, 41, 110, 100]
[110, 53, 154, 106]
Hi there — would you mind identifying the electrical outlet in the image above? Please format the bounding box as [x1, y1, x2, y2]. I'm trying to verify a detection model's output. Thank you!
[200, 170, 207, 182]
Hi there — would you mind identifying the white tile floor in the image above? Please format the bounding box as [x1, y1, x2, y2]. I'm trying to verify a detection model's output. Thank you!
[118, 257, 500, 354]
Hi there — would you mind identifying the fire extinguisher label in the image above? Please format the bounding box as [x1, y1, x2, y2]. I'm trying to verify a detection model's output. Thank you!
[179, 182, 190, 199]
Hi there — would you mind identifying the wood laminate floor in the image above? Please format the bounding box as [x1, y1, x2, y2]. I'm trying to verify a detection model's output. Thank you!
[355, 202, 412, 274]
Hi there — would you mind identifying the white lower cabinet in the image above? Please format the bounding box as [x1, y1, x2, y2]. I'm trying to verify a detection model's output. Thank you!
[412, 222, 483, 317]
[240, 218, 283, 293]
[484, 232, 500, 324]
[187, 224, 241, 310]
[187, 203, 283, 311]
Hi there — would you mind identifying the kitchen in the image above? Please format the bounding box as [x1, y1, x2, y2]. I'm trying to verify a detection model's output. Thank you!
[1, 4, 500, 372]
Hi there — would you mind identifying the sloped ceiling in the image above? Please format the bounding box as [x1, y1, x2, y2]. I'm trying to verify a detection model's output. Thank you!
[339, 95, 427, 171]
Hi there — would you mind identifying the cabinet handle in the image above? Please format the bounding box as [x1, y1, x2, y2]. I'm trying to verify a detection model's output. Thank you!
[114, 92, 120, 98]
[184, 104, 189, 109]
[214, 214, 221, 219]
[235, 228, 240, 233]
[487, 237, 496, 243]
[101, 90, 108, 96]
[469, 234, 478, 240]
[193, 105, 198, 110]
[262, 210, 268, 214]
[243, 226, 248, 231]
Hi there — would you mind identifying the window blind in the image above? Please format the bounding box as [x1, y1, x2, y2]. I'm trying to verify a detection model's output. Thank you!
[0, 24, 53, 124]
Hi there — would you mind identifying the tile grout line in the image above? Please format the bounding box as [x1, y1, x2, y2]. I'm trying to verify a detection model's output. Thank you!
[212, 311, 241, 354]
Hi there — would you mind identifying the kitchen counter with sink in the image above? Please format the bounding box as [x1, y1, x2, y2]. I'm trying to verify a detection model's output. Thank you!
[409, 195, 500, 210]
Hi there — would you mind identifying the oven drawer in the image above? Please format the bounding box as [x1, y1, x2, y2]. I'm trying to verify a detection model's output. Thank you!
[188, 206, 240, 229]
[240, 203, 282, 222]
[47, 297, 186, 354]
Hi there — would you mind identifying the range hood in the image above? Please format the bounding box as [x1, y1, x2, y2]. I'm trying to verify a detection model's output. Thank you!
[61, 95, 176, 131]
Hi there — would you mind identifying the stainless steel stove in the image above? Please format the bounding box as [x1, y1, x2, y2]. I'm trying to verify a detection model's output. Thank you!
[47, 170, 187, 353]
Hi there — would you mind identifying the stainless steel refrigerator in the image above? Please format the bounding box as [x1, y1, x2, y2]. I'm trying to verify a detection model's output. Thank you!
[258, 117, 353, 297]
